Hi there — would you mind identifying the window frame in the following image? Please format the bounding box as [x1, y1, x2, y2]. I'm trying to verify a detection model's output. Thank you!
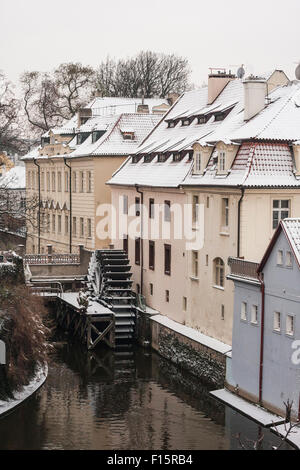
[272, 200, 290, 229]
[149, 240, 155, 270]
[164, 244, 171, 276]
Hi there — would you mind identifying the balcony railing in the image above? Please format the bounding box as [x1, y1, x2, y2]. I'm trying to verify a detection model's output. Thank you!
[24, 253, 80, 265]
[228, 257, 260, 280]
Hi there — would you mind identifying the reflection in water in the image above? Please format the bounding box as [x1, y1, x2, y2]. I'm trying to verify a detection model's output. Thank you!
[0, 343, 292, 450]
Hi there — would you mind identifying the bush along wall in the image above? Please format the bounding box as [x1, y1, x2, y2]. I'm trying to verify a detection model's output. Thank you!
[0, 252, 49, 400]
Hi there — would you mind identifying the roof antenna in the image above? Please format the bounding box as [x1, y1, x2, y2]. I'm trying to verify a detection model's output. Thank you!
[237, 64, 245, 80]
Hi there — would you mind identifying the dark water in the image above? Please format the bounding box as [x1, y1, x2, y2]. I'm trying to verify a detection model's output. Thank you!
[0, 342, 292, 450]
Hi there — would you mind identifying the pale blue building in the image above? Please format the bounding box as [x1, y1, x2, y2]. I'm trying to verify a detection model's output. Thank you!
[227, 219, 300, 419]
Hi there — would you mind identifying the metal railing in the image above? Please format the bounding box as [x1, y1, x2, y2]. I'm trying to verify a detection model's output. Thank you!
[228, 257, 260, 280]
[24, 253, 80, 265]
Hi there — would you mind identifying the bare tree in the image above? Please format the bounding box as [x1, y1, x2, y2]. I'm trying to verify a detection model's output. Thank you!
[20, 63, 95, 133]
[96, 51, 191, 98]
[0, 72, 23, 154]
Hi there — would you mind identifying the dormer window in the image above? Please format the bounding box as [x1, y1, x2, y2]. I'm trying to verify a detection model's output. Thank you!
[77, 132, 90, 145]
[167, 121, 175, 128]
[122, 132, 135, 140]
[172, 153, 182, 162]
[197, 116, 206, 125]
[144, 155, 155, 163]
[132, 155, 142, 163]
[194, 151, 201, 173]
[157, 154, 169, 163]
[215, 112, 225, 122]
[219, 151, 226, 171]
[181, 118, 190, 126]
[41, 137, 50, 146]
[92, 130, 106, 143]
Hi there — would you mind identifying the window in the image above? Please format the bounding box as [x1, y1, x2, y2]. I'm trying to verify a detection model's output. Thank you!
[72, 217, 77, 236]
[41, 172, 45, 190]
[47, 213, 50, 233]
[274, 312, 281, 332]
[214, 257, 224, 288]
[52, 172, 56, 191]
[286, 251, 293, 267]
[173, 153, 182, 162]
[149, 198, 154, 219]
[207, 196, 209, 208]
[87, 171, 92, 193]
[164, 244, 171, 275]
[58, 172, 62, 192]
[192, 251, 198, 278]
[182, 118, 190, 126]
[135, 238, 141, 265]
[72, 172, 77, 193]
[219, 151, 226, 171]
[183, 297, 187, 311]
[192, 195, 199, 225]
[277, 250, 283, 265]
[286, 315, 294, 336]
[92, 130, 105, 143]
[206, 254, 209, 266]
[80, 217, 84, 237]
[52, 214, 56, 233]
[221, 305, 225, 320]
[272, 200, 290, 229]
[241, 302, 247, 321]
[150, 283, 154, 296]
[123, 195, 128, 215]
[77, 132, 89, 145]
[197, 116, 206, 124]
[47, 172, 50, 191]
[58, 215, 62, 234]
[167, 121, 175, 128]
[164, 200, 171, 222]
[251, 305, 258, 324]
[123, 235, 128, 254]
[165, 290, 170, 302]
[65, 172, 69, 192]
[135, 197, 140, 216]
[65, 215, 69, 235]
[157, 154, 168, 163]
[221, 198, 229, 228]
[194, 151, 201, 173]
[149, 241, 155, 270]
[80, 171, 84, 192]
[87, 218, 92, 238]
[136, 284, 140, 295]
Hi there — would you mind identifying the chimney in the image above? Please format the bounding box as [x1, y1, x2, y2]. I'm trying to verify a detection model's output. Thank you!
[77, 108, 92, 127]
[167, 92, 180, 106]
[243, 77, 267, 121]
[207, 69, 236, 105]
[137, 104, 149, 114]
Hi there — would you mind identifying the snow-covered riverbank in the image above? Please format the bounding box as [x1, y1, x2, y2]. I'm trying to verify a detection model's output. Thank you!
[0, 364, 48, 418]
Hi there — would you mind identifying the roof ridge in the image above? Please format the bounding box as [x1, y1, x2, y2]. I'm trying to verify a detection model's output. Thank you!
[255, 85, 300, 139]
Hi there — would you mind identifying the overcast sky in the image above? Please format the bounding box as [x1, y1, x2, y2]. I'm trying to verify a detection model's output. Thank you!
[2, 0, 300, 87]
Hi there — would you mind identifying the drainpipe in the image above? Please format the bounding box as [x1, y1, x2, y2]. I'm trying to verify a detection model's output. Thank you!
[64, 158, 72, 253]
[237, 188, 245, 258]
[135, 184, 143, 295]
[258, 271, 265, 404]
[33, 158, 41, 253]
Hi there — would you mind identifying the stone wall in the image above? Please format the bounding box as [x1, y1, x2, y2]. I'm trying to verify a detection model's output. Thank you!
[151, 319, 226, 388]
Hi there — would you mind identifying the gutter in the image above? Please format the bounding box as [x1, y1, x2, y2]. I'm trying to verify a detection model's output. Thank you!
[63, 158, 72, 253]
[33, 158, 41, 253]
[237, 188, 245, 257]
[135, 184, 144, 295]
[258, 271, 265, 404]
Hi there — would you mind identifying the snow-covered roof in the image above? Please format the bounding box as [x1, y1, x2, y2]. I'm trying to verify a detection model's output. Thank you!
[0, 166, 26, 189]
[89, 96, 169, 115]
[281, 219, 300, 266]
[109, 77, 300, 189]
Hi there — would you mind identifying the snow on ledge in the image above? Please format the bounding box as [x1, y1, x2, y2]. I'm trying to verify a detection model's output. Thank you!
[211, 389, 285, 427]
[0, 364, 48, 418]
[150, 314, 231, 355]
[271, 422, 300, 449]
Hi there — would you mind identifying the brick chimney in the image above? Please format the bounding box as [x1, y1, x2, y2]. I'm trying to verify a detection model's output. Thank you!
[137, 104, 149, 114]
[207, 70, 236, 105]
[77, 108, 92, 127]
[243, 77, 267, 121]
[167, 92, 180, 106]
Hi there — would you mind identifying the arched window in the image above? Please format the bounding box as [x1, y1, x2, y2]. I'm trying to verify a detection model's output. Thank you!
[214, 257, 225, 287]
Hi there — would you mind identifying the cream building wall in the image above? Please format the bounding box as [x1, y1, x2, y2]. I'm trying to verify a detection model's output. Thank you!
[25, 154, 126, 254]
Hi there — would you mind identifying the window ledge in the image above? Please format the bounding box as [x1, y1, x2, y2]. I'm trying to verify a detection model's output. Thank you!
[190, 276, 199, 282]
[285, 333, 294, 339]
[220, 231, 229, 237]
[213, 285, 224, 291]
[273, 329, 281, 335]
[250, 321, 259, 327]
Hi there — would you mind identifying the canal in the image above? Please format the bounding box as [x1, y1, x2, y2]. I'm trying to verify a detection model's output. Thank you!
[0, 341, 292, 450]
